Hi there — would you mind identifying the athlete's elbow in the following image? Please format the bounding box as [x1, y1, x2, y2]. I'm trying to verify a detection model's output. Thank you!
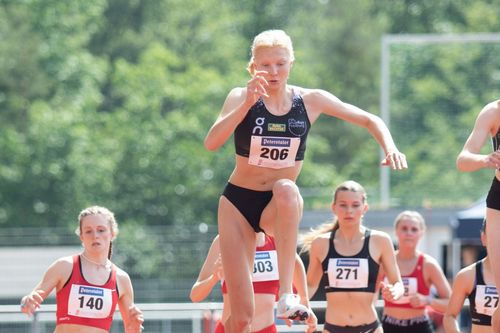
[204, 137, 220, 151]
[456, 155, 470, 172]
[189, 291, 201, 303]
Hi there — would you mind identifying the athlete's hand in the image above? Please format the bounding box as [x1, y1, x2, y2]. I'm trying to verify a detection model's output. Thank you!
[381, 150, 408, 170]
[126, 304, 144, 333]
[20, 289, 45, 316]
[485, 150, 500, 169]
[379, 281, 403, 302]
[246, 70, 269, 105]
[213, 254, 224, 280]
[304, 309, 317, 333]
[409, 293, 429, 308]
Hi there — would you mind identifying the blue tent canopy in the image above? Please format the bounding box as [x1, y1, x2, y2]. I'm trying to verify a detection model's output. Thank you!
[453, 196, 486, 240]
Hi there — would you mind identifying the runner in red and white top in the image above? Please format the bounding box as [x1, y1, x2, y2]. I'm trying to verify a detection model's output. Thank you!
[190, 232, 316, 333]
[381, 210, 450, 333]
[20, 206, 144, 333]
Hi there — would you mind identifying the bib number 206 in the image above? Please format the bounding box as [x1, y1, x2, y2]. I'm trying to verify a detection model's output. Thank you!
[260, 148, 289, 160]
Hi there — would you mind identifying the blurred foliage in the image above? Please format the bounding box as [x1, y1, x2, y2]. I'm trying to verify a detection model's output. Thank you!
[2, 0, 500, 294]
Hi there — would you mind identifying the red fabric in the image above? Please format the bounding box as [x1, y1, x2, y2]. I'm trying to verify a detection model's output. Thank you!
[252, 324, 278, 333]
[214, 321, 277, 333]
[222, 235, 279, 297]
[385, 254, 430, 309]
[214, 320, 225, 333]
[56, 255, 118, 330]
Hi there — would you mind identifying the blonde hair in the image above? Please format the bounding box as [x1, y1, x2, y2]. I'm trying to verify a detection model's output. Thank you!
[300, 180, 367, 253]
[76, 206, 118, 259]
[394, 210, 426, 231]
[246, 29, 295, 75]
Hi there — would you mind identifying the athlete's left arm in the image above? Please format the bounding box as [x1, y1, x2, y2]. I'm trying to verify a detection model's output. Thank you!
[377, 232, 404, 301]
[292, 254, 317, 331]
[425, 255, 451, 313]
[303, 89, 407, 170]
[117, 270, 144, 333]
[293, 254, 310, 306]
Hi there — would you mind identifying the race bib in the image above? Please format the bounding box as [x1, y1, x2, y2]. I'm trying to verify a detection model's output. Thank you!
[253, 250, 279, 282]
[475, 285, 499, 316]
[67, 284, 113, 318]
[389, 277, 417, 304]
[248, 136, 300, 169]
[327, 258, 369, 289]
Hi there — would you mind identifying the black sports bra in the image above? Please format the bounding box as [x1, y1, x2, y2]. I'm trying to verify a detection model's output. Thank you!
[322, 229, 379, 293]
[468, 259, 498, 326]
[234, 92, 311, 166]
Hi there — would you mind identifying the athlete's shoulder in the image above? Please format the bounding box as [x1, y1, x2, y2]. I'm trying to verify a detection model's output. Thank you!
[225, 86, 246, 99]
[52, 255, 74, 269]
[369, 228, 392, 242]
[451, 263, 475, 295]
[115, 265, 131, 280]
[310, 232, 331, 251]
[478, 99, 500, 121]
[294, 87, 335, 101]
[455, 262, 476, 284]
[483, 99, 500, 112]
[421, 252, 439, 266]
[44, 255, 74, 282]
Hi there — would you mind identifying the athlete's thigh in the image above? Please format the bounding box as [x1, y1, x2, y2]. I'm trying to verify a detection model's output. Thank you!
[259, 179, 303, 234]
[486, 208, 500, 280]
[218, 196, 256, 285]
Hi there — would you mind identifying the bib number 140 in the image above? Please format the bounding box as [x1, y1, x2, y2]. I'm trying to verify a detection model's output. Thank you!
[78, 296, 104, 310]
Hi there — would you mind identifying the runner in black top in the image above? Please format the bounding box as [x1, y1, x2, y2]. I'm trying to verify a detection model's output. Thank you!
[444, 219, 497, 333]
[301, 180, 404, 333]
[457, 99, 500, 331]
[205, 29, 407, 333]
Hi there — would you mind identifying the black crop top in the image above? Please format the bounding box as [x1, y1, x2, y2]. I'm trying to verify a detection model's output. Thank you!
[322, 229, 379, 293]
[234, 92, 311, 169]
[468, 260, 498, 326]
[492, 129, 500, 151]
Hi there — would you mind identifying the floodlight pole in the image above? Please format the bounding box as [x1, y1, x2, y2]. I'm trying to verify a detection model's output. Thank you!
[379, 33, 500, 209]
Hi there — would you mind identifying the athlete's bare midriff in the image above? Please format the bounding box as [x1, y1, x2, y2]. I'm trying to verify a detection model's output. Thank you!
[228, 155, 303, 190]
[471, 324, 494, 333]
[55, 324, 108, 333]
[325, 292, 378, 326]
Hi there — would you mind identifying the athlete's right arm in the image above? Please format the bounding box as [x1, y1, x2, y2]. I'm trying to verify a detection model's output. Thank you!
[20, 258, 70, 316]
[457, 103, 500, 172]
[190, 236, 223, 302]
[204, 72, 269, 151]
[443, 267, 472, 333]
[306, 238, 326, 299]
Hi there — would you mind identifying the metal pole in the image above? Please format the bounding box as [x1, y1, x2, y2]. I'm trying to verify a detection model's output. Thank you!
[379, 33, 500, 208]
[380, 36, 391, 208]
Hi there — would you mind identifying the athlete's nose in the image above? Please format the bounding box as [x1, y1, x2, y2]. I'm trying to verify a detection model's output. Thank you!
[269, 65, 278, 75]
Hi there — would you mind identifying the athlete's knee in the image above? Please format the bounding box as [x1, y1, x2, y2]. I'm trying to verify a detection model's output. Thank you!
[273, 180, 301, 205]
[230, 309, 253, 331]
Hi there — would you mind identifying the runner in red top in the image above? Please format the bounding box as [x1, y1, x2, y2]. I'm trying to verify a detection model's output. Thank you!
[191, 232, 316, 333]
[20, 206, 144, 333]
[381, 211, 451, 333]
[55, 255, 118, 330]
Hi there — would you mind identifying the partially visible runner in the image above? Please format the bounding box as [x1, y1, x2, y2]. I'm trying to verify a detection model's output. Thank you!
[301, 180, 404, 333]
[443, 219, 498, 333]
[20, 206, 144, 333]
[381, 210, 451, 333]
[456, 99, 500, 330]
[190, 232, 317, 333]
[204, 28, 407, 333]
